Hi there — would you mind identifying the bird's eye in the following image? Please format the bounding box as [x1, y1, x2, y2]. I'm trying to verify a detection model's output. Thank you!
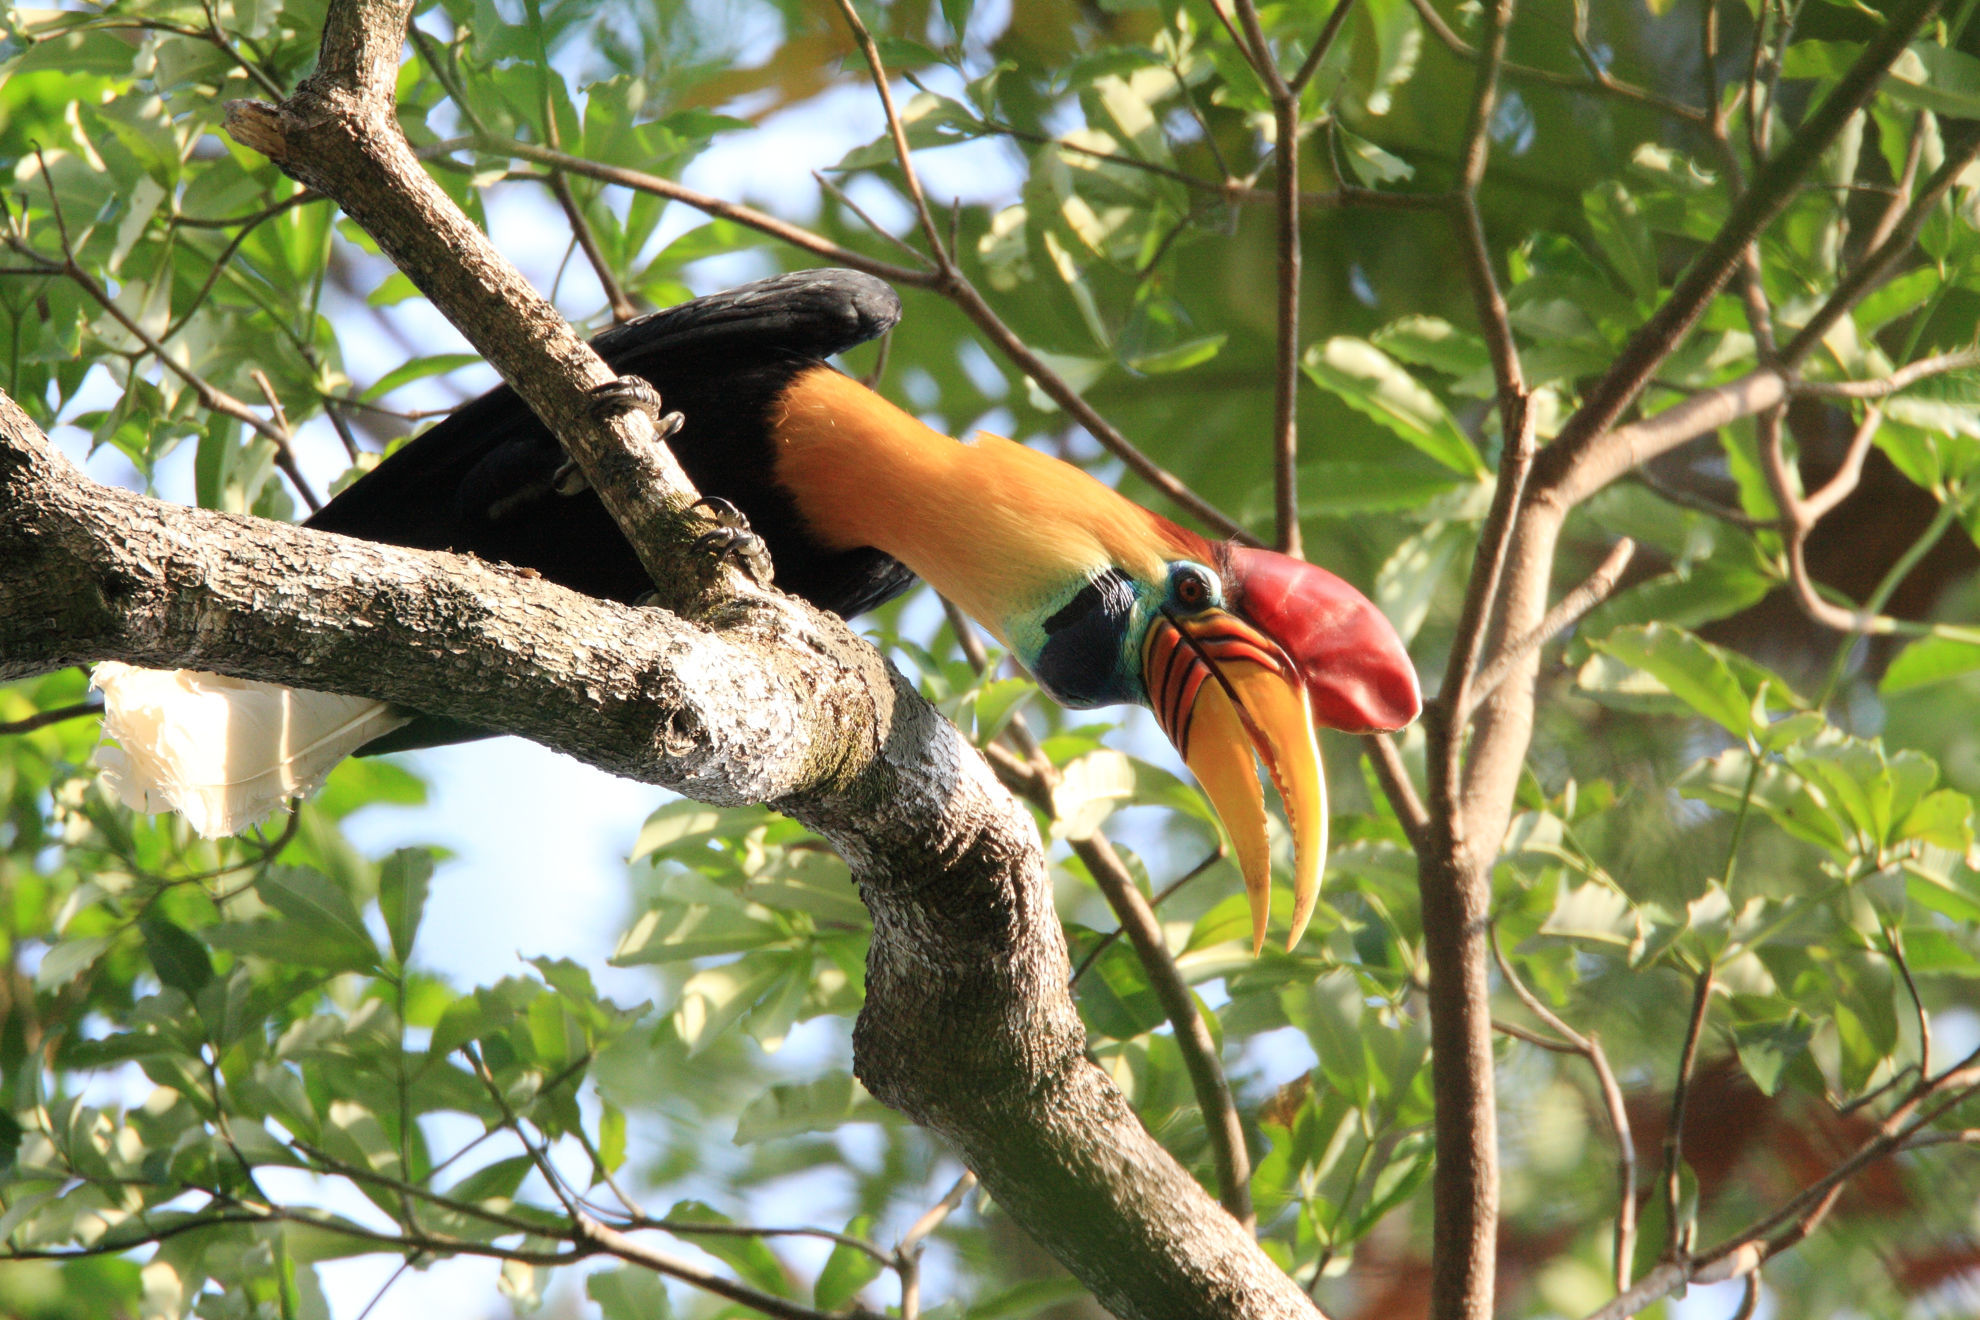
[1173, 566, 1213, 610]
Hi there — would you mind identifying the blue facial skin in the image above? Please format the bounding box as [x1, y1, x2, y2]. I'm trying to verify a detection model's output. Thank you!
[1021, 562, 1225, 711]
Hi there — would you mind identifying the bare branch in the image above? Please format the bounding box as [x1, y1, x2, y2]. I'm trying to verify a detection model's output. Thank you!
[544, 169, 638, 322]
[983, 715, 1254, 1228]
[576, 1214, 885, 1320]
[1363, 732, 1430, 851]
[1492, 929, 1637, 1290]
[1467, 537, 1636, 713]
[1662, 966, 1716, 1260]
[1075, 831, 1256, 1229]
[0, 700, 101, 736]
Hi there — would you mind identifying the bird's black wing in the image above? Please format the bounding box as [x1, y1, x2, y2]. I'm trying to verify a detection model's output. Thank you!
[308, 267, 914, 618]
[305, 268, 917, 755]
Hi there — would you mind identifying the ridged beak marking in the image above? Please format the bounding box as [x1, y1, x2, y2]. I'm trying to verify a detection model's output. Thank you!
[1141, 547, 1421, 953]
[1143, 609, 1327, 953]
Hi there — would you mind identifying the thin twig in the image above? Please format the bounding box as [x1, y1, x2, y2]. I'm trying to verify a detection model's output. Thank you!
[1438, 396, 1535, 790]
[0, 700, 101, 736]
[1493, 927, 1637, 1290]
[901, 1170, 976, 1252]
[1362, 731, 1430, 851]
[160, 192, 319, 342]
[1858, 113, 1927, 263]
[893, 1168, 976, 1320]
[1889, 929, 1931, 1080]
[1662, 965, 1716, 1261]
[1797, 349, 1980, 402]
[476, 137, 936, 287]
[1783, 133, 1980, 367]
[812, 170, 926, 263]
[829, 0, 948, 265]
[2, 217, 316, 505]
[544, 170, 637, 322]
[1467, 537, 1636, 713]
[1073, 831, 1255, 1229]
[1226, 0, 1306, 555]
[575, 1213, 884, 1320]
[249, 368, 321, 511]
[1069, 846, 1227, 984]
[1291, 0, 1359, 94]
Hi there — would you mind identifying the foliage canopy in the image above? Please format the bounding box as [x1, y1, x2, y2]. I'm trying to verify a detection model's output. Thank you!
[5, 0, 1980, 1317]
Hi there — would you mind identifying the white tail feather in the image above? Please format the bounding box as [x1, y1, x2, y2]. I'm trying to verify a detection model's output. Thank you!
[91, 663, 411, 839]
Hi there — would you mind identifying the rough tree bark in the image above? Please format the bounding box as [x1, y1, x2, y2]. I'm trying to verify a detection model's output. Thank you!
[0, 1, 1322, 1317]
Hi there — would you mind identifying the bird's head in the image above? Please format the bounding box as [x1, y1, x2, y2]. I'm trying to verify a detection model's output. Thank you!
[1007, 517, 1420, 952]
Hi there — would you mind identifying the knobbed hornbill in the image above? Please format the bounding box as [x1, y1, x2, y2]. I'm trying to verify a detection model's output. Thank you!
[94, 269, 1420, 950]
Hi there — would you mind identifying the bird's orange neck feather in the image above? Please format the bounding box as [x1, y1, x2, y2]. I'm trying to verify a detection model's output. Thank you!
[769, 367, 1199, 643]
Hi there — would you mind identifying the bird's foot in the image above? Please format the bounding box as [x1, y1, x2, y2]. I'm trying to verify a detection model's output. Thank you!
[689, 496, 773, 586]
[587, 375, 664, 422]
[589, 377, 687, 437]
[556, 379, 685, 496]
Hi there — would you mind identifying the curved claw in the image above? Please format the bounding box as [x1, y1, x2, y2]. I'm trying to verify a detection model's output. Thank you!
[587, 374, 664, 421]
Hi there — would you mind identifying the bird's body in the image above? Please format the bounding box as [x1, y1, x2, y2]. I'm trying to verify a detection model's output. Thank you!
[95, 269, 1420, 949]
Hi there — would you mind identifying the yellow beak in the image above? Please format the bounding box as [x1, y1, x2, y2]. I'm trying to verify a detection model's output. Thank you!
[1143, 608, 1328, 952]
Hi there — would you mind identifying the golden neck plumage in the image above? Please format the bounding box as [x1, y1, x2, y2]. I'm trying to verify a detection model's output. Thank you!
[769, 366, 1192, 643]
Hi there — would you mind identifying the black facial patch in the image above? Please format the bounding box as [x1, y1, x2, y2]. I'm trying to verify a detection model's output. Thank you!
[1034, 569, 1139, 709]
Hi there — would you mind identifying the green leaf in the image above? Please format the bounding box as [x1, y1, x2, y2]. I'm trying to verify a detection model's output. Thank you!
[35, 935, 113, 992]
[1303, 338, 1486, 475]
[588, 1267, 674, 1320]
[1732, 1011, 1812, 1095]
[1884, 43, 1980, 119]
[814, 1215, 884, 1309]
[1590, 623, 1760, 738]
[834, 92, 985, 170]
[631, 799, 764, 863]
[1125, 333, 1226, 374]
[361, 353, 483, 400]
[1882, 635, 1980, 693]
[1051, 750, 1136, 841]
[596, 1101, 627, 1175]
[1294, 461, 1469, 515]
[378, 847, 433, 964]
[255, 868, 377, 969]
[1371, 315, 1491, 380]
[140, 916, 213, 998]
[1337, 126, 1414, 184]
[661, 1202, 789, 1296]
[1537, 879, 1645, 953]
[1075, 939, 1167, 1040]
[1896, 788, 1974, 852]
[963, 1279, 1096, 1319]
[1584, 181, 1657, 302]
[445, 1153, 535, 1204]
[734, 1072, 865, 1143]
[1676, 749, 1853, 856]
